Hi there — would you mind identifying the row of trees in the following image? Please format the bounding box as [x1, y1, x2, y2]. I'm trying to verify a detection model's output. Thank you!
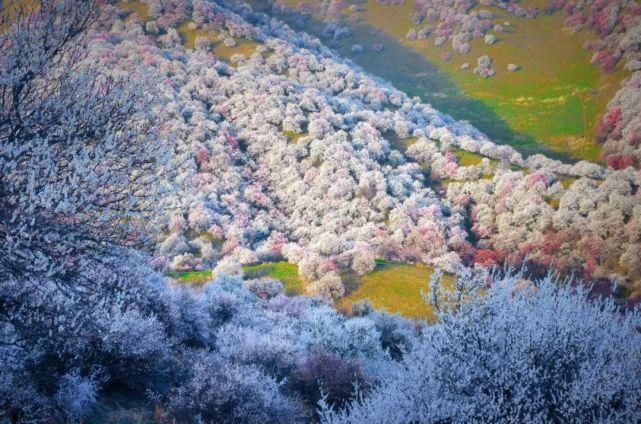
[599, 72, 641, 170]
[409, 0, 538, 54]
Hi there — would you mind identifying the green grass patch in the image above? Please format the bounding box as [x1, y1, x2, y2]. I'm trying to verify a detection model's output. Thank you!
[215, 39, 262, 62]
[166, 270, 213, 285]
[338, 260, 453, 321]
[559, 176, 578, 188]
[177, 21, 210, 50]
[243, 261, 305, 295]
[283, 130, 307, 144]
[546, 197, 561, 210]
[168, 260, 457, 321]
[452, 148, 488, 167]
[176, 21, 260, 57]
[167, 262, 304, 293]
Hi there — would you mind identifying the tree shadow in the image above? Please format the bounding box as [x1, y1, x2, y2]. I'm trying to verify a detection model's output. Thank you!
[248, 1, 574, 162]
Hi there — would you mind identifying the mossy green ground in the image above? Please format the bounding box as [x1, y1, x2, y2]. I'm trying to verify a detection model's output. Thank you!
[243, 262, 305, 295]
[168, 260, 442, 320]
[166, 262, 304, 294]
[339, 260, 452, 321]
[452, 148, 489, 167]
[166, 270, 213, 285]
[250, 0, 628, 163]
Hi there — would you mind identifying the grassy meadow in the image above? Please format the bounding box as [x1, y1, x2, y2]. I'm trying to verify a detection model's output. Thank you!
[243, 261, 305, 295]
[166, 270, 213, 285]
[168, 260, 445, 321]
[339, 260, 452, 321]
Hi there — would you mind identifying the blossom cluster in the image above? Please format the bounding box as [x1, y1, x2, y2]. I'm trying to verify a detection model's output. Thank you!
[101, 0, 641, 295]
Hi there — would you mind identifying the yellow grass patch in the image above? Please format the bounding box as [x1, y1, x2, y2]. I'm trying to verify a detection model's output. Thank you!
[339, 260, 454, 321]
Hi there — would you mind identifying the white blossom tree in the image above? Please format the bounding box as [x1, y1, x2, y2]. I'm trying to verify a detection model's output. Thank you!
[0, 0, 171, 288]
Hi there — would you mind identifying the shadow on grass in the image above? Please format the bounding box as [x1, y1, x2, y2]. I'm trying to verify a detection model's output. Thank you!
[243, 261, 304, 295]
